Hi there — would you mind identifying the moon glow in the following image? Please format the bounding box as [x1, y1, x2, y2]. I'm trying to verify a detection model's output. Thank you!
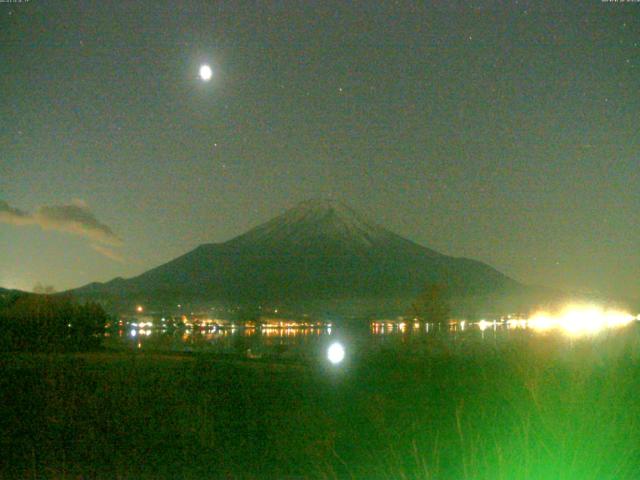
[199, 64, 212, 81]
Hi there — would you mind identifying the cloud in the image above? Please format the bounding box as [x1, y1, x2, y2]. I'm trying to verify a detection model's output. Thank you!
[0, 200, 32, 225]
[90, 244, 125, 263]
[35, 204, 122, 246]
[0, 199, 124, 260]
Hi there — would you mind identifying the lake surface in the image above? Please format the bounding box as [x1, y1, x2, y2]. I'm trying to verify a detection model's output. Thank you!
[105, 315, 640, 361]
[8, 313, 640, 480]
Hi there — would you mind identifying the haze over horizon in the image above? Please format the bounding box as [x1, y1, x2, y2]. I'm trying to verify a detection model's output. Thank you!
[1, 1, 638, 301]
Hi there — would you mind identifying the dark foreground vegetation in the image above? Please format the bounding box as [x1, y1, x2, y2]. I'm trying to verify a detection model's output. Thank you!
[0, 293, 107, 352]
[1, 328, 640, 479]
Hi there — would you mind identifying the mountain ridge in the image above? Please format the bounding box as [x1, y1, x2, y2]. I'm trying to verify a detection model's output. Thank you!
[69, 200, 523, 314]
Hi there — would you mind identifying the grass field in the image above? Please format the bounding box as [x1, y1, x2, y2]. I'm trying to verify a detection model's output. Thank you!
[2, 329, 640, 479]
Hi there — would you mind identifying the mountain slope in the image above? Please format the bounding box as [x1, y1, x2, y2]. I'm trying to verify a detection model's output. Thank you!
[70, 200, 521, 312]
[0, 287, 30, 309]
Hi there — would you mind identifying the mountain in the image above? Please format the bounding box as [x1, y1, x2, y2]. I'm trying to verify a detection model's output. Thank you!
[70, 200, 524, 315]
[0, 287, 30, 309]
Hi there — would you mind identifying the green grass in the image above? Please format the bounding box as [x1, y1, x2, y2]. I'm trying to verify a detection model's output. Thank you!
[1, 329, 640, 479]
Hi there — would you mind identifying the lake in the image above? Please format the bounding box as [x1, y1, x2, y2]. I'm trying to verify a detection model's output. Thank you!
[105, 311, 640, 362]
[5, 311, 640, 479]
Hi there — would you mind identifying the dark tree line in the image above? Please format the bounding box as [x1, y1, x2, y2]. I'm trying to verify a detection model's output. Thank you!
[0, 294, 108, 352]
[410, 283, 451, 324]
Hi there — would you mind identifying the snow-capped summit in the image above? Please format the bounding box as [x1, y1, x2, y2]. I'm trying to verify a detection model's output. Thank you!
[231, 199, 391, 249]
[70, 199, 520, 313]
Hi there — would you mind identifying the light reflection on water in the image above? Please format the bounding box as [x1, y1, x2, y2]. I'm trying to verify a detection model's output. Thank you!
[106, 312, 639, 357]
[107, 325, 336, 356]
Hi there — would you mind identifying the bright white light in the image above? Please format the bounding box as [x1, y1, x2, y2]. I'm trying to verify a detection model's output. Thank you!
[327, 342, 345, 364]
[528, 313, 555, 332]
[477, 320, 490, 332]
[528, 304, 635, 337]
[199, 64, 212, 81]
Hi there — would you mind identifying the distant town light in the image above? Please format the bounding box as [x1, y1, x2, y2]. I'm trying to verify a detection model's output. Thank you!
[136, 305, 143, 313]
[327, 342, 345, 364]
[528, 304, 634, 337]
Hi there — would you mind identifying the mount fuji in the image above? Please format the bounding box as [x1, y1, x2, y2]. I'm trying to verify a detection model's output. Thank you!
[70, 200, 522, 314]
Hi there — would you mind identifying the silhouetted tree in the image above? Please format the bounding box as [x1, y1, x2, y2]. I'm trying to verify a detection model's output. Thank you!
[410, 283, 451, 324]
[0, 294, 108, 352]
[33, 283, 56, 294]
[234, 305, 261, 327]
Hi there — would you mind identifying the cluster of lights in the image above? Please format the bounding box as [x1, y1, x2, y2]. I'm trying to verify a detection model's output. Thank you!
[526, 305, 636, 337]
[471, 305, 636, 337]
[130, 329, 152, 337]
[370, 305, 636, 338]
[131, 321, 153, 328]
[477, 320, 492, 331]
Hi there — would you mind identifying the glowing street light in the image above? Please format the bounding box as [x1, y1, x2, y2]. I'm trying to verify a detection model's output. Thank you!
[527, 304, 635, 337]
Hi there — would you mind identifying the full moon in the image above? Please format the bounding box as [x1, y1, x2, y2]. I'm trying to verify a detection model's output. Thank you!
[199, 64, 212, 81]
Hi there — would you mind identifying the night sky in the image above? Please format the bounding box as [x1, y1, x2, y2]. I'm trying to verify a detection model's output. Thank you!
[1, 1, 638, 301]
